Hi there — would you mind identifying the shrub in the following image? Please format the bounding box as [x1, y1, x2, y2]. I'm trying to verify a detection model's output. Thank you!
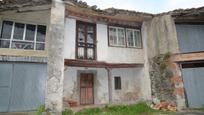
[36, 105, 45, 115]
[62, 109, 74, 115]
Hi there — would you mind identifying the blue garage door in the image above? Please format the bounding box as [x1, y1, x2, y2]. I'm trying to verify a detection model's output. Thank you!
[0, 63, 47, 112]
[182, 64, 204, 108]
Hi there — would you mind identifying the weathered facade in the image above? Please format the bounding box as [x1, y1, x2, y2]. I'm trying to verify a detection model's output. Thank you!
[0, 0, 204, 114]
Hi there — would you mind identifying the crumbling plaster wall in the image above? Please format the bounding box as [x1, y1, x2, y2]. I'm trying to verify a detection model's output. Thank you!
[63, 18, 144, 64]
[111, 67, 144, 104]
[142, 15, 179, 59]
[96, 24, 144, 64]
[63, 67, 145, 106]
[46, 0, 65, 113]
[142, 15, 186, 109]
[0, 9, 50, 57]
[63, 67, 109, 106]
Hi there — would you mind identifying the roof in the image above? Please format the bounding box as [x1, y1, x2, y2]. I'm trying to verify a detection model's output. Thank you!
[65, 0, 153, 17]
[0, 0, 203, 23]
[65, 0, 153, 26]
[0, 0, 51, 11]
[168, 7, 204, 22]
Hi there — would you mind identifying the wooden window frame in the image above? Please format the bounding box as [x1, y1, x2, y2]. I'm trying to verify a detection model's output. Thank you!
[114, 76, 121, 90]
[108, 26, 126, 47]
[0, 20, 46, 50]
[108, 25, 143, 49]
[76, 21, 97, 60]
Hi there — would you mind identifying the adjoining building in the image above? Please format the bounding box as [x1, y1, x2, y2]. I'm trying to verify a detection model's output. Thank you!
[0, 0, 204, 113]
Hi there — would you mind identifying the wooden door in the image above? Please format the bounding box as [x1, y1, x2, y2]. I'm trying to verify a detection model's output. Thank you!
[80, 73, 94, 105]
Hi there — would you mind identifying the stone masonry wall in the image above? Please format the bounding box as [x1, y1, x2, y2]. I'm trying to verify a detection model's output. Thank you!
[142, 15, 185, 109]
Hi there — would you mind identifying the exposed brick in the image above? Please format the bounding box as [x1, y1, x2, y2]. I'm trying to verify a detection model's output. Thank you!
[174, 88, 184, 97]
[169, 62, 178, 69]
[171, 76, 183, 84]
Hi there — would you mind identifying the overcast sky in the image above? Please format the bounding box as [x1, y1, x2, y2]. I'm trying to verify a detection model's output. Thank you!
[84, 0, 204, 14]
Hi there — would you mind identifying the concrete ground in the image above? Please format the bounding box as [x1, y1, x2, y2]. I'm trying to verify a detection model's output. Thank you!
[1, 110, 204, 115]
[174, 112, 204, 115]
[0, 111, 36, 115]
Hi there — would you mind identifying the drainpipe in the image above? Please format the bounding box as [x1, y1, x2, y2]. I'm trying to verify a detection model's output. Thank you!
[106, 67, 112, 103]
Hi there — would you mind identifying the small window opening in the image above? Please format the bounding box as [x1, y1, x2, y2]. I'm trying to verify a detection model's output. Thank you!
[114, 76, 121, 90]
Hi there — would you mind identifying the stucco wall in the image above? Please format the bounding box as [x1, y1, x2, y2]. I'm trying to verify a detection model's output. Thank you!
[111, 67, 144, 104]
[64, 18, 76, 59]
[63, 66, 145, 106]
[142, 15, 179, 59]
[63, 67, 109, 105]
[0, 9, 50, 57]
[97, 24, 144, 63]
[64, 18, 144, 64]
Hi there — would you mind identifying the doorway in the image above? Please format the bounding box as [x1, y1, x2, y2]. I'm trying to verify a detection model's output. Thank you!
[80, 73, 94, 105]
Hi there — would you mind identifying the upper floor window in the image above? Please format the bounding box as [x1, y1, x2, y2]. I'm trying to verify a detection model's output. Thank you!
[76, 21, 96, 60]
[0, 20, 46, 50]
[109, 26, 142, 48]
[109, 27, 126, 46]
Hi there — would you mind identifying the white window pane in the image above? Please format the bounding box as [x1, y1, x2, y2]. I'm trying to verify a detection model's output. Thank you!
[13, 23, 24, 40]
[87, 25, 94, 33]
[11, 41, 34, 50]
[109, 27, 117, 45]
[87, 48, 94, 59]
[36, 25, 46, 42]
[25, 24, 35, 41]
[78, 47, 84, 59]
[110, 35, 117, 45]
[0, 20, 46, 51]
[126, 29, 134, 47]
[87, 33, 94, 43]
[78, 32, 85, 42]
[78, 24, 85, 42]
[0, 40, 10, 48]
[1, 21, 13, 39]
[118, 28, 125, 46]
[134, 30, 142, 48]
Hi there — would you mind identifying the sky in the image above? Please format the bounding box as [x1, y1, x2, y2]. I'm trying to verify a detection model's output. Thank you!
[83, 0, 204, 14]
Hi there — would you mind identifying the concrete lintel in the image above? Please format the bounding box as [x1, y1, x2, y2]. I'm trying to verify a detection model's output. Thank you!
[172, 52, 204, 62]
[0, 55, 47, 63]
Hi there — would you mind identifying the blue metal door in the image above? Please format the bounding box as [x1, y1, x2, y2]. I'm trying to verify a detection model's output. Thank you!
[0, 63, 47, 112]
[0, 64, 12, 112]
[182, 67, 204, 108]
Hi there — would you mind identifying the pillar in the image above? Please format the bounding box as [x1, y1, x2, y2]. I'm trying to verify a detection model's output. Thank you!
[46, 0, 65, 114]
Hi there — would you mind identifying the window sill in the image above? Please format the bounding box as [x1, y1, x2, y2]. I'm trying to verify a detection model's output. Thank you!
[76, 58, 96, 61]
[108, 45, 143, 49]
[0, 48, 47, 57]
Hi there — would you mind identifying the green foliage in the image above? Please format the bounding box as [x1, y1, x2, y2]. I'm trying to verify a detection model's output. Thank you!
[75, 108, 102, 115]
[197, 105, 204, 112]
[36, 105, 45, 115]
[163, 52, 171, 61]
[75, 102, 165, 115]
[62, 109, 74, 115]
[160, 62, 167, 74]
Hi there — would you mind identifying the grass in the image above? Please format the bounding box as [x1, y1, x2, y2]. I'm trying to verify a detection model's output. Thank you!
[197, 106, 204, 112]
[74, 102, 171, 115]
[36, 105, 46, 115]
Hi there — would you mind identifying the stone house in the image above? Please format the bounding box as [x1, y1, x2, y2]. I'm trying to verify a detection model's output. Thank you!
[0, 0, 204, 114]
